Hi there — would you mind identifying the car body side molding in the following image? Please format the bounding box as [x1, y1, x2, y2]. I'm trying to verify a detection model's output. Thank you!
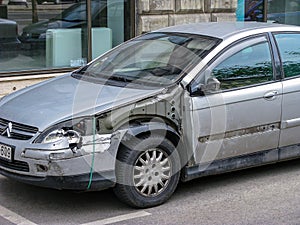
[183, 144, 300, 182]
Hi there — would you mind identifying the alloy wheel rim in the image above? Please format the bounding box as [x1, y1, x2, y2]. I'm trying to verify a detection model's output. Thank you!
[133, 148, 172, 197]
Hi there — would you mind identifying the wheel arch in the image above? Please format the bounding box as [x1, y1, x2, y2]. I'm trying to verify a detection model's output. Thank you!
[115, 118, 188, 171]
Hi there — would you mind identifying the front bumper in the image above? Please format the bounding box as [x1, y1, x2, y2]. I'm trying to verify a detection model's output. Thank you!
[0, 169, 115, 191]
[0, 133, 120, 191]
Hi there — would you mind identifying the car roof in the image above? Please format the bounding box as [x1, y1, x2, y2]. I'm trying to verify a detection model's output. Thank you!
[155, 22, 300, 39]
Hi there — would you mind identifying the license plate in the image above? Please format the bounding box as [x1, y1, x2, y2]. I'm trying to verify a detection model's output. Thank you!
[0, 143, 13, 162]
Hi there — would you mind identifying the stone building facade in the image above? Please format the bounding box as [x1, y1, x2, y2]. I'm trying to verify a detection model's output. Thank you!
[136, 0, 237, 34]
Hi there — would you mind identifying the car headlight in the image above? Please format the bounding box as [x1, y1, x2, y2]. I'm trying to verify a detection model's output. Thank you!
[43, 129, 81, 144]
[21, 32, 31, 38]
[34, 118, 94, 148]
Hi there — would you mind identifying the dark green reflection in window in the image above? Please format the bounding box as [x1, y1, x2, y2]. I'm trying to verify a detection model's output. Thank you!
[212, 42, 273, 90]
[275, 33, 300, 78]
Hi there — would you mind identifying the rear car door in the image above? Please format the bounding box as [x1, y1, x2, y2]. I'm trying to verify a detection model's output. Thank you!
[189, 34, 282, 164]
[273, 33, 300, 153]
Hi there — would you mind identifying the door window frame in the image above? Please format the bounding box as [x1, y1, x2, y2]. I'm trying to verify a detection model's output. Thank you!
[189, 33, 280, 96]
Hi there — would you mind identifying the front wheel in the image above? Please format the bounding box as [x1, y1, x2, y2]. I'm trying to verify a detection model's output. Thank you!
[114, 136, 181, 208]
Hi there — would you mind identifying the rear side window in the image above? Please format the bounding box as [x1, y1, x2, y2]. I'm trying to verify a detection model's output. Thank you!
[274, 33, 300, 78]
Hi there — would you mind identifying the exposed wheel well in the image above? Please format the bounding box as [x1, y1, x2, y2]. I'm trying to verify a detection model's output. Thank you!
[116, 119, 188, 172]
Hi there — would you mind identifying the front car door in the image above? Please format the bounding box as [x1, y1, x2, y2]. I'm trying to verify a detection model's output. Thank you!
[188, 34, 282, 166]
[273, 32, 300, 159]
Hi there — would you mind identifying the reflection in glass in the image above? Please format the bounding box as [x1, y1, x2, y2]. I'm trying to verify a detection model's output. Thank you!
[212, 41, 273, 90]
[243, 0, 300, 25]
[0, 0, 129, 73]
[275, 33, 300, 78]
[72, 33, 221, 87]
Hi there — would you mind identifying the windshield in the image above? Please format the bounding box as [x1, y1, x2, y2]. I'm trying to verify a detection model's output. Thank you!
[74, 32, 221, 87]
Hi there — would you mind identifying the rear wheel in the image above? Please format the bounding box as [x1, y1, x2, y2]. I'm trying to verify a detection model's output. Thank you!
[114, 135, 180, 208]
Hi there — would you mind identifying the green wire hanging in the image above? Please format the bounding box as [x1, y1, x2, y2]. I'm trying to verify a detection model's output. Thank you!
[87, 117, 96, 190]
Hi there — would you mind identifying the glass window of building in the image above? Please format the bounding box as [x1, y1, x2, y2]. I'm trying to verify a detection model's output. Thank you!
[268, 0, 300, 25]
[243, 0, 300, 25]
[0, 0, 133, 74]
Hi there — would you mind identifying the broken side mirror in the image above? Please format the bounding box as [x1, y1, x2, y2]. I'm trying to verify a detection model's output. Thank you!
[201, 77, 221, 93]
[189, 70, 221, 96]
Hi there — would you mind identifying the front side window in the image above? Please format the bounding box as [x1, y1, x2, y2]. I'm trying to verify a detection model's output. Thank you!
[73, 33, 221, 87]
[211, 38, 273, 90]
[274, 33, 300, 78]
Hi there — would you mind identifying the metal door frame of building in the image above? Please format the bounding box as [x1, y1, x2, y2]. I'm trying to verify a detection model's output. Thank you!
[86, 0, 136, 62]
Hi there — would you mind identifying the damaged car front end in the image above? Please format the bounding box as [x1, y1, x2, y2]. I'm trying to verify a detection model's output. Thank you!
[0, 76, 170, 191]
[0, 102, 124, 191]
[0, 31, 219, 200]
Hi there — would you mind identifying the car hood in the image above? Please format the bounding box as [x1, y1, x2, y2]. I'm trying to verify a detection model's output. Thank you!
[0, 74, 164, 131]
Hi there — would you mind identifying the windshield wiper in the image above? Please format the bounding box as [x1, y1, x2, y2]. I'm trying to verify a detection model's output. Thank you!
[145, 66, 181, 77]
[108, 75, 134, 83]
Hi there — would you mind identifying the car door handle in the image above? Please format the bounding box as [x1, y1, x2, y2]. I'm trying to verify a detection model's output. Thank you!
[264, 91, 279, 100]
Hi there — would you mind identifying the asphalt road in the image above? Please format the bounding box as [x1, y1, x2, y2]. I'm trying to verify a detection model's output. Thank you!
[0, 159, 300, 225]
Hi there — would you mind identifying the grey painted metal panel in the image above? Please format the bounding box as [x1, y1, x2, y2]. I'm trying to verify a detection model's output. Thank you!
[280, 77, 300, 147]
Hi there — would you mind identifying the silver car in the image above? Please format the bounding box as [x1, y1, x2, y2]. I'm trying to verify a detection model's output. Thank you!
[1, 22, 300, 208]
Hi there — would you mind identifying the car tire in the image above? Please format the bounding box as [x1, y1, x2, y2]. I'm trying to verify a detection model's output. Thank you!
[113, 135, 181, 208]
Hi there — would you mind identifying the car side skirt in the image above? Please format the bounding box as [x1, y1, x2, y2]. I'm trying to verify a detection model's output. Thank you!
[182, 144, 300, 182]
